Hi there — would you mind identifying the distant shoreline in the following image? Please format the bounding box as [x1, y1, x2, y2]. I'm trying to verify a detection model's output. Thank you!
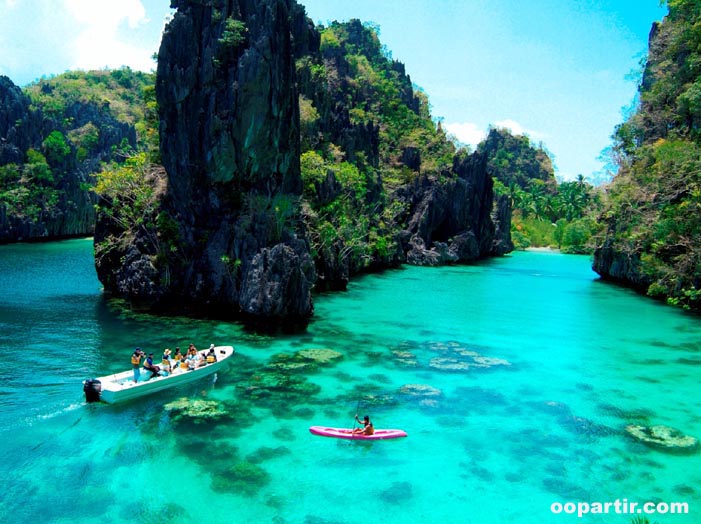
[524, 246, 560, 253]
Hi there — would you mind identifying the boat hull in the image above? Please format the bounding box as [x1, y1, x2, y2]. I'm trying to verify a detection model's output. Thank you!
[87, 346, 235, 404]
[309, 425, 407, 440]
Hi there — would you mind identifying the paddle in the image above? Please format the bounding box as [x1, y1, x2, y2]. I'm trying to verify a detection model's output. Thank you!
[350, 399, 361, 440]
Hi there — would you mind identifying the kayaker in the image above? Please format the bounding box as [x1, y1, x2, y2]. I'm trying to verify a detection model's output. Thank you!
[353, 415, 374, 435]
[131, 348, 144, 383]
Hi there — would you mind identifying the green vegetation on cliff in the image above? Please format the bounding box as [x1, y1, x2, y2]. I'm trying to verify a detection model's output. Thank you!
[0, 149, 58, 222]
[295, 19, 464, 282]
[25, 67, 158, 158]
[595, 0, 701, 309]
[0, 67, 155, 241]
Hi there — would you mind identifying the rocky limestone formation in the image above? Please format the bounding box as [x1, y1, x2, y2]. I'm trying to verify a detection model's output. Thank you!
[593, 240, 651, 291]
[93, 164, 168, 303]
[93, 2, 511, 325]
[399, 152, 498, 266]
[96, 0, 317, 324]
[0, 76, 44, 164]
[491, 194, 514, 256]
[0, 75, 136, 243]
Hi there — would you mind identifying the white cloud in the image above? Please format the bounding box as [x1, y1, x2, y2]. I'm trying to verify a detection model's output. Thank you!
[64, 0, 148, 28]
[494, 119, 548, 142]
[62, 0, 155, 72]
[443, 122, 487, 147]
[5, 0, 18, 8]
[444, 119, 549, 149]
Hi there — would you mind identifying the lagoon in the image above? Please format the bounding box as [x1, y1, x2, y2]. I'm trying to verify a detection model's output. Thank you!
[0, 239, 699, 523]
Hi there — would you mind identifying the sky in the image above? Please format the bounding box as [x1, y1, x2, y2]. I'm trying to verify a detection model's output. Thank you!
[0, 0, 667, 182]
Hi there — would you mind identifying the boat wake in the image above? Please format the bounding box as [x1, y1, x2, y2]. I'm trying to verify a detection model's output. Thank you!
[36, 401, 84, 421]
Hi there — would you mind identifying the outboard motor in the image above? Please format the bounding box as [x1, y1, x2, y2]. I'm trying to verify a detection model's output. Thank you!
[83, 379, 102, 403]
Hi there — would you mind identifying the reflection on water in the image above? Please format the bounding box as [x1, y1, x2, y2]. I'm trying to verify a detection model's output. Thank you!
[0, 240, 699, 524]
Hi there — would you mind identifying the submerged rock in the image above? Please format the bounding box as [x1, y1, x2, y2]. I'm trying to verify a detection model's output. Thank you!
[399, 383, 442, 397]
[391, 349, 418, 367]
[428, 351, 510, 372]
[625, 424, 700, 453]
[211, 460, 271, 496]
[296, 348, 343, 364]
[429, 357, 471, 371]
[164, 398, 231, 424]
[379, 481, 413, 505]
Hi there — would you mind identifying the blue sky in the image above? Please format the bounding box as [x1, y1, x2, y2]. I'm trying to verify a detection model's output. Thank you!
[0, 0, 667, 182]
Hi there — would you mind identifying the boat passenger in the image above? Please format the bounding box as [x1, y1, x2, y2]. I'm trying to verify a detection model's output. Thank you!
[173, 347, 183, 362]
[179, 358, 189, 371]
[186, 351, 198, 370]
[143, 353, 161, 379]
[161, 348, 172, 373]
[353, 415, 374, 435]
[206, 345, 217, 364]
[131, 348, 144, 383]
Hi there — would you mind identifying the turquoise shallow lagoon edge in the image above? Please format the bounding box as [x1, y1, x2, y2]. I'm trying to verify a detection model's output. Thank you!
[0, 239, 699, 524]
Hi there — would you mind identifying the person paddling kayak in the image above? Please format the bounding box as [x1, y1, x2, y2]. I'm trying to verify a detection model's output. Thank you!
[353, 414, 374, 435]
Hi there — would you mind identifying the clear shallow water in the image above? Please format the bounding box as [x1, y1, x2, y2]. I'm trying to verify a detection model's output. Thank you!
[0, 239, 699, 524]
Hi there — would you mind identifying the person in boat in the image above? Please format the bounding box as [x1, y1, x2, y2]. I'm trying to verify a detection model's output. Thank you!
[206, 345, 217, 364]
[186, 350, 198, 370]
[353, 415, 374, 435]
[131, 348, 144, 383]
[143, 353, 161, 379]
[161, 348, 172, 374]
[173, 347, 183, 362]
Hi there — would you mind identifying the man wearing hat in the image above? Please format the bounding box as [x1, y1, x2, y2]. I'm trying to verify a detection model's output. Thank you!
[143, 352, 161, 379]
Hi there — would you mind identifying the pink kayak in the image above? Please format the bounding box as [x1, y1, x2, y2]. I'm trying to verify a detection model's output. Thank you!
[309, 425, 407, 440]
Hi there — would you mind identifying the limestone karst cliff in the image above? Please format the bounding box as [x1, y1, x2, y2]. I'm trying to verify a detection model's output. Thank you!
[92, 1, 513, 325]
[0, 73, 139, 242]
[593, 2, 701, 310]
[96, 0, 317, 324]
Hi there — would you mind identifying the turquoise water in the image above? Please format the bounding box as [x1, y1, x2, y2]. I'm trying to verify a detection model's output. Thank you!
[0, 239, 699, 524]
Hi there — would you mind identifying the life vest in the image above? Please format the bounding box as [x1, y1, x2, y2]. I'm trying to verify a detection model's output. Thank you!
[180, 360, 189, 369]
[162, 359, 170, 366]
[206, 355, 216, 363]
[131, 354, 141, 366]
[174, 354, 182, 361]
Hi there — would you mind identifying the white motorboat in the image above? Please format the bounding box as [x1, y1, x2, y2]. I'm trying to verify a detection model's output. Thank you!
[83, 346, 235, 404]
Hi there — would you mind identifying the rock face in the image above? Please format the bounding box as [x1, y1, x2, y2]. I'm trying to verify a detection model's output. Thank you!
[0, 76, 44, 165]
[592, 235, 651, 292]
[93, 3, 511, 326]
[399, 153, 501, 266]
[491, 194, 514, 256]
[0, 75, 136, 242]
[95, 0, 317, 323]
